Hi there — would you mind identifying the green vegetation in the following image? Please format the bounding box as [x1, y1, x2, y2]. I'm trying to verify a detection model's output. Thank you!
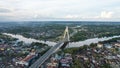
[100, 63, 111, 68]
[87, 25, 120, 37]
[71, 31, 88, 41]
[30, 42, 48, 48]
[63, 43, 97, 54]
[1, 22, 120, 42]
[0, 33, 17, 42]
[71, 25, 120, 41]
[72, 59, 83, 68]
[63, 47, 79, 54]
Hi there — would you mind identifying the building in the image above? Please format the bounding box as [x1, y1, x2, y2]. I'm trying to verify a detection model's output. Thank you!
[0, 44, 7, 51]
[97, 43, 103, 48]
[47, 62, 58, 68]
[15, 52, 37, 67]
[114, 43, 120, 47]
[60, 58, 70, 68]
[104, 44, 112, 49]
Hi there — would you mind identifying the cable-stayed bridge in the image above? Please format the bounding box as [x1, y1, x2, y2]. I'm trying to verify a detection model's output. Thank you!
[29, 26, 71, 68]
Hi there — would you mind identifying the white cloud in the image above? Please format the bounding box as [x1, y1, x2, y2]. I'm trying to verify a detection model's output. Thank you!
[64, 15, 79, 19]
[99, 11, 113, 18]
[0, 8, 10, 13]
[0, 6, 14, 13]
[81, 11, 114, 19]
[0, 0, 120, 21]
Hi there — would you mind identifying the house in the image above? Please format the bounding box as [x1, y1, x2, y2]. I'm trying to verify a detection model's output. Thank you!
[97, 43, 103, 48]
[104, 44, 112, 49]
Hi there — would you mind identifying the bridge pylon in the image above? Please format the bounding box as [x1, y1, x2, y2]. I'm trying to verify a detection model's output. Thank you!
[62, 26, 70, 42]
[29, 26, 71, 68]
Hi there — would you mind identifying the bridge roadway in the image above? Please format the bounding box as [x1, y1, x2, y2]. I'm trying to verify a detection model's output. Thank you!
[29, 27, 77, 68]
[29, 42, 64, 68]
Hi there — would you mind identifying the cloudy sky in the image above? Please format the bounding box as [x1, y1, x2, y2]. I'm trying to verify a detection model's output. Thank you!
[0, 0, 120, 21]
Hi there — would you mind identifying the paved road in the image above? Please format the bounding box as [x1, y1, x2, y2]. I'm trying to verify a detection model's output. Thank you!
[29, 42, 64, 68]
[29, 27, 77, 68]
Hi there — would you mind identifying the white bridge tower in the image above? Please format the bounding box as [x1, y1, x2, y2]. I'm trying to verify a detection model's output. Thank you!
[63, 26, 70, 42]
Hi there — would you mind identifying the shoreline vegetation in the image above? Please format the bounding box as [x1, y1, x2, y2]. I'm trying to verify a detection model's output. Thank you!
[0, 23, 120, 42]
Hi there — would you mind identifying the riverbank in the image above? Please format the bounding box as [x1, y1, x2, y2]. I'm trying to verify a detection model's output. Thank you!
[3, 33, 56, 46]
[3, 33, 120, 48]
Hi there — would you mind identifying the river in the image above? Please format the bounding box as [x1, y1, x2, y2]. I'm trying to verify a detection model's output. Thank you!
[69, 36, 120, 47]
[3, 33, 56, 46]
[3, 33, 120, 47]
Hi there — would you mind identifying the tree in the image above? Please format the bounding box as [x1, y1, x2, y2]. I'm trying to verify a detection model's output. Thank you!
[90, 43, 97, 48]
[73, 59, 82, 68]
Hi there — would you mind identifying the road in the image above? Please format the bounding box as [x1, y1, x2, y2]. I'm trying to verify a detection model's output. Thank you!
[29, 26, 78, 68]
[29, 42, 64, 68]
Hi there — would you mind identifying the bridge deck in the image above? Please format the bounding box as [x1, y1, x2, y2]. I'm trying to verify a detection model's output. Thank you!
[29, 42, 64, 68]
[29, 26, 73, 68]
